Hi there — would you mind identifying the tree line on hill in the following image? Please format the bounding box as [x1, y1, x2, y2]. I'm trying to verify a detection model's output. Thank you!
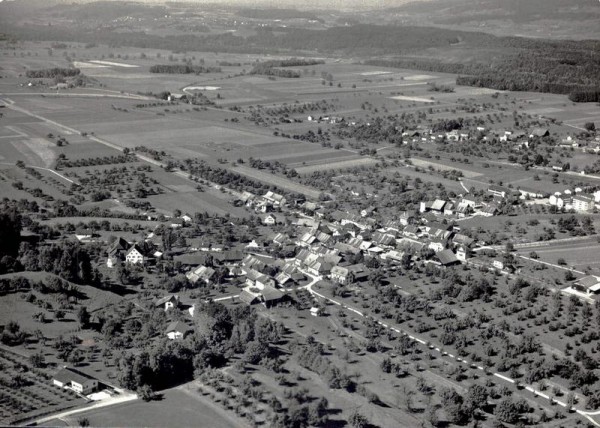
[148, 64, 221, 74]
[249, 58, 324, 78]
[25, 67, 80, 78]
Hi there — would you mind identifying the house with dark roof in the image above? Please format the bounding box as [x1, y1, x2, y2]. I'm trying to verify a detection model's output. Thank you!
[107, 237, 130, 268]
[155, 295, 179, 311]
[573, 276, 600, 295]
[530, 128, 549, 138]
[53, 367, 98, 395]
[238, 285, 290, 308]
[165, 321, 193, 340]
[125, 243, 154, 265]
[75, 228, 94, 241]
[434, 249, 460, 267]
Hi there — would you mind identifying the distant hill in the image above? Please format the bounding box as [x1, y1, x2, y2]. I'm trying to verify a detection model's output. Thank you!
[394, 0, 600, 23]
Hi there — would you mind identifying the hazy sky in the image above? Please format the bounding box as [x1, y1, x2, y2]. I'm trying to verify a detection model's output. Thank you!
[8, 0, 424, 9]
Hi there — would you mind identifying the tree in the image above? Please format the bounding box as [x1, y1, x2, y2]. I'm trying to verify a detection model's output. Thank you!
[0, 207, 21, 259]
[137, 384, 155, 401]
[29, 351, 45, 368]
[495, 398, 520, 424]
[584, 122, 596, 132]
[77, 306, 90, 328]
[348, 410, 369, 428]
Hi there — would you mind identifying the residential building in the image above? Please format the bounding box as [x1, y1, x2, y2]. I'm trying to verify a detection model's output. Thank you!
[125, 244, 149, 265]
[155, 295, 179, 311]
[53, 367, 98, 395]
[573, 276, 600, 295]
[488, 185, 510, 199]
[572, 195, 594, 212]
[165, 321, 193, 340]
[186, 266, 216, 285]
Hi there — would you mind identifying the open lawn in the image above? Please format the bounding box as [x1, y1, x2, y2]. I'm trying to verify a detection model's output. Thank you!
[52, 385, 248, 428]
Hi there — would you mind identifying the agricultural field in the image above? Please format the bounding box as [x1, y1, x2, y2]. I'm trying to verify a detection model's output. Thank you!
[0, 347, 85, 425]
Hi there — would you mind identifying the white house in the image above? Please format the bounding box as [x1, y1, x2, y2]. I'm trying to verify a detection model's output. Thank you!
[125, 245, 147, 265]
[74, 229, 93, 241]
[263, 214, 278, 225]
[572, 195, 594, 212]
[155, 295, 179, 311]
[310, 307, 323, 317]
[165, 321, 192, 340]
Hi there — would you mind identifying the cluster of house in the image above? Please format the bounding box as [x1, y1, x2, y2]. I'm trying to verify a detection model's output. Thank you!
[307, 115, 344, 124]
[549, 189, 600, 213]
[402, 127, 550, 145]
[238, 190, 287, 225]
[106, 237, 163, 268]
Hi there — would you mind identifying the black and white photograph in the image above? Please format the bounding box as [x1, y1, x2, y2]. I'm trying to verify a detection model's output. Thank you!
[0, 0, 599, 426]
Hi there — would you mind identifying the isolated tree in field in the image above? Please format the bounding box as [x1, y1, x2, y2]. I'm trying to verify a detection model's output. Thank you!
[584, 122, 596, 132]
[29, 351, 45, 368]
[77, 306, 90, 328]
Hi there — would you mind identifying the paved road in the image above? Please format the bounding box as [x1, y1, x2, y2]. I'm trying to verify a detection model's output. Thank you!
[30, 392, 138, 426]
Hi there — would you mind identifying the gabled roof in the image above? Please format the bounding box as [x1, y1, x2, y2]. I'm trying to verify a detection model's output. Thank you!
[187, 266, 216, 283]
[436, 249, 459, 266]
[155, 295, 178, 307]
[126, 244, 145, 256]
[531, 127, 549, 137]
[576, 276, 600, 288]
[165, 321, 192, 334]
[238, 289, 260, 305]
[453, 234, 475, 247]
[215, 250, 244, 263]
[108, 237, 129, 254]
[261, 286, 284, 302]
[430, 199, 446, 211]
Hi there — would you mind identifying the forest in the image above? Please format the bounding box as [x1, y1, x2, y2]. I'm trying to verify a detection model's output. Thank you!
[25, 68, 81, 79]
[148, 64, 221, 74]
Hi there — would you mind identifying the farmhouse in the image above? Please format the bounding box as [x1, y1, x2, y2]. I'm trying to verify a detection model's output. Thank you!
[155, 295, 179, 311]
[238, 285, 289, 308]
[573, 276, 600, 295]
[165, 321, 193, 340]
[106, 237, 130, 267]
[53, 367, 98, 395]
[434, 249, 460, 267]
[530, 127, 549, 138]
[125, 244, 150, 265]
